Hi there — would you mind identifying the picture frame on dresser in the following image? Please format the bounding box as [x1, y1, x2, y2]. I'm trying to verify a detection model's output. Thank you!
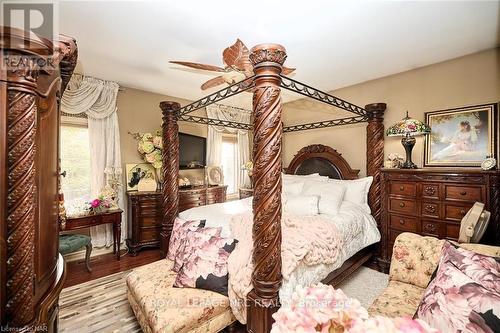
[424, 103, 498, 167]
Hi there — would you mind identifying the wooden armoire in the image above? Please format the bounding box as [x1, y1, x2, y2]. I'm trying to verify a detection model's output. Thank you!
[0, 28, 77, 331]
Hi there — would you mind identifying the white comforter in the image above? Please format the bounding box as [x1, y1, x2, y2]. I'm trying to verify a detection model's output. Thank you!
[179, 197, 381, 304]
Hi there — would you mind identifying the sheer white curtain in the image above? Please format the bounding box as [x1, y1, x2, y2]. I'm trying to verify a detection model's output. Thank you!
[61, 74, 124, 248]
[206, 104, 251, 189]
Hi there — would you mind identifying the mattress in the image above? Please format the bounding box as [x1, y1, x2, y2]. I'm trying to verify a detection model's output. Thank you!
[179, 197, 381, 305]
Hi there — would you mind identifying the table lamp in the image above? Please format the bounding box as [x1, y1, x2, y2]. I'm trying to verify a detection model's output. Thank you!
[386, 111, 431, 169]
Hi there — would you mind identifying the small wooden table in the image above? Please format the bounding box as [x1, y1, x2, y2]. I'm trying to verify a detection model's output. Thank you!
[64, 209, 123, 260]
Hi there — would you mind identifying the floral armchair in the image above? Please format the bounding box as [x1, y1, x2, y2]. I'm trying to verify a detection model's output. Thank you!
[368, 232, 500, 318]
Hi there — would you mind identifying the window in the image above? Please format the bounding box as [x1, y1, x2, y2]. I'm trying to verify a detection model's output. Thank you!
[221, 135, 238, 197]
[60, 117, 92, 214]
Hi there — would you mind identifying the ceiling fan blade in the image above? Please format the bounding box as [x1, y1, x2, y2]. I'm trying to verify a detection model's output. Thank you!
[282, 67, 296, 75]
[170, 61, 226, 73]
[201, 76, 227, 90]
[223, 39, 252, 73]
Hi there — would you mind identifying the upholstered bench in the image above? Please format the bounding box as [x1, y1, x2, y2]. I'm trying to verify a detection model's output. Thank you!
[59, 233, 92, 272]
[368, 232, 500, 318]
[126, 259, 236, 333]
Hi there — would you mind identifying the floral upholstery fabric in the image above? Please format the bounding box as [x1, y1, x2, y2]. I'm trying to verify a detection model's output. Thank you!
[368, 280, 426, 318]
[174, 235, 237, 296]
[416, 242, 500, 332]
[389, 232, 445, 288]
[126, 259, 235, 333]
[167, 218, 206, 261]
[370, 232, 500, 320]
[173, 227, 222, 272]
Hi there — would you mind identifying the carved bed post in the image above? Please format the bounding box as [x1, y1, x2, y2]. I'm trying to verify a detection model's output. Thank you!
[247, 44, 287, 333]
[365, 103, 386, 267]
[366, 103, 386, 223]
[160, 101, 180, 257]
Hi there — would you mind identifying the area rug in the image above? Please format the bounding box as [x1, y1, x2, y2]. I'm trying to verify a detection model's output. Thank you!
[59, 266, 388, 332]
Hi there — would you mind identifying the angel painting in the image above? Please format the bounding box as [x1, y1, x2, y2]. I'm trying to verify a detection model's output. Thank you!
[424, 104, 497, 167]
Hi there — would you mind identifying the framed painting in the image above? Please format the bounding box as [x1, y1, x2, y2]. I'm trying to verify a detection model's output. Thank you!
[125, 163, 156, 191]
[424, 103, 498, 167]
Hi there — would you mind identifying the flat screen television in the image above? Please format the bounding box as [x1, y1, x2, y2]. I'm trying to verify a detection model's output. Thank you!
[179, 132, 206, 168]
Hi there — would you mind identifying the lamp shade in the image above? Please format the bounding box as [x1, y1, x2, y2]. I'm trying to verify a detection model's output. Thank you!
[386, 111, 431, 137]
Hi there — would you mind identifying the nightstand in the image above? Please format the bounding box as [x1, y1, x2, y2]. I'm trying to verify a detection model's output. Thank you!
[239, 187, 253, 199]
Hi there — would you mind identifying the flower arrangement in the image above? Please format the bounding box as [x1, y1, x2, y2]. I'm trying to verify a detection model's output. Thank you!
[271, 283, 438, 333]
[241, 161, 253, 177]
[129, 130, 163, 169]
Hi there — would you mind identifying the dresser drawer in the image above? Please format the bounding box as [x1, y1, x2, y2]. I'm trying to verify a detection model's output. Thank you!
[389, 214, 418, 232]
[421, 220, 440, 237]
[389, 182, 416, 197]
[421, 202, 440, 219]
[445, 223, 460, 240]
[389, 198, 417, 214]
[139, 227, 160, 242]
[140, 216, 160, 227]
[445, 185, 482, 202]
[421, 184, 439, 200]
[444, 203, 474, 222]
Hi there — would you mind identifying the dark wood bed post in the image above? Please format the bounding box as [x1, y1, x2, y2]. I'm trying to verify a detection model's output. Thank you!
[365, 103, 387, 267]
[247, 44, 287, 333]
[160, 101, 180, 257]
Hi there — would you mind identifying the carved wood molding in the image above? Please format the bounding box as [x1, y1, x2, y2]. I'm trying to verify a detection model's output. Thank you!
[366, 103, 386, 226]
[160, 101, 180, 257]
[247, 44, 285, 333]
[287, 144, 360, 180]
[57, 35, 78, 93]
[5, 71, 38, 327]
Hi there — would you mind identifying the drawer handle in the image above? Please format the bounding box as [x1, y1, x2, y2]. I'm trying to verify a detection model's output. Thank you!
[460, 209, 466, 215]
[460, 191, 467, 196]
[424, 186, 436, 196]
[399, 219, 405, 225]
[399, 186, 405, 191]
[399, 202, 405, 208]
[424, 205, 436, 214]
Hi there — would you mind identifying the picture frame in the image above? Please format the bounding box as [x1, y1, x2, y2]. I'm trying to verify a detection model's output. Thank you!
[424, 103, 498, 167]
[125, 163, 157, 191]
[207, 166, 224, 186]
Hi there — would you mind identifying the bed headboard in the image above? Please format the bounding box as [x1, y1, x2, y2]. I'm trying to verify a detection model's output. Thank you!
[286, 144, 360, 180]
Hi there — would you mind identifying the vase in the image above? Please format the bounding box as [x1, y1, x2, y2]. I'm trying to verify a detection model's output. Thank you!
[155, 167, 163, 191]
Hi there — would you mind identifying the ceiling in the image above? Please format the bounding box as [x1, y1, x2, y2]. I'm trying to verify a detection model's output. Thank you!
[59, 1, 500, 107]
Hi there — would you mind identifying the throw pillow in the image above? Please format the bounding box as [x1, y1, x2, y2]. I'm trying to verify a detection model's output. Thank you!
[173, 234, 237, 296]
[416, 241, 500, 333]
[301, 180, 346, 216]
[173, 226, 222, 272]
[283, 195, 320, 216]
[329, 177, 373, 213]
[166, 218, 206, 261]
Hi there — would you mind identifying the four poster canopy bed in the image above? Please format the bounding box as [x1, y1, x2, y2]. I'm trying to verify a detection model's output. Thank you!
[127, 43, 387, 333]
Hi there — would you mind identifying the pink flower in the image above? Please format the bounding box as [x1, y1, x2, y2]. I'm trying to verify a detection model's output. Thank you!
[90, 199, 101, 208]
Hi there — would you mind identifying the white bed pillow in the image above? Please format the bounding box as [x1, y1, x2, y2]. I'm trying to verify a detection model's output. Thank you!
[301, 180, 346, 216]
[283, 195, 319, 216]
[282, 181, 304, 196]
[329, 176, 373, 213]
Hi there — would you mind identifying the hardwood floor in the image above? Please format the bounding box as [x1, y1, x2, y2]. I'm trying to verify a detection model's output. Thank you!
[63, 248, 162, 288]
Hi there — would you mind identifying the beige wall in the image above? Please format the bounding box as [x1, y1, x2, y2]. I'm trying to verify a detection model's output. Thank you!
[117, 88, 207, 165]
[283, 48, 500, 176]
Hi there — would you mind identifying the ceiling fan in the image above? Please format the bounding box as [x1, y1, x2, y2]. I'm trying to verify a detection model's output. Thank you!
[170, 39, 295, 90]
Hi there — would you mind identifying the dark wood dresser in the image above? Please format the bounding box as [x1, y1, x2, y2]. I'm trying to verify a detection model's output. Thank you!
[126, 185, 227, 255]
[380, 168, 500, 269]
